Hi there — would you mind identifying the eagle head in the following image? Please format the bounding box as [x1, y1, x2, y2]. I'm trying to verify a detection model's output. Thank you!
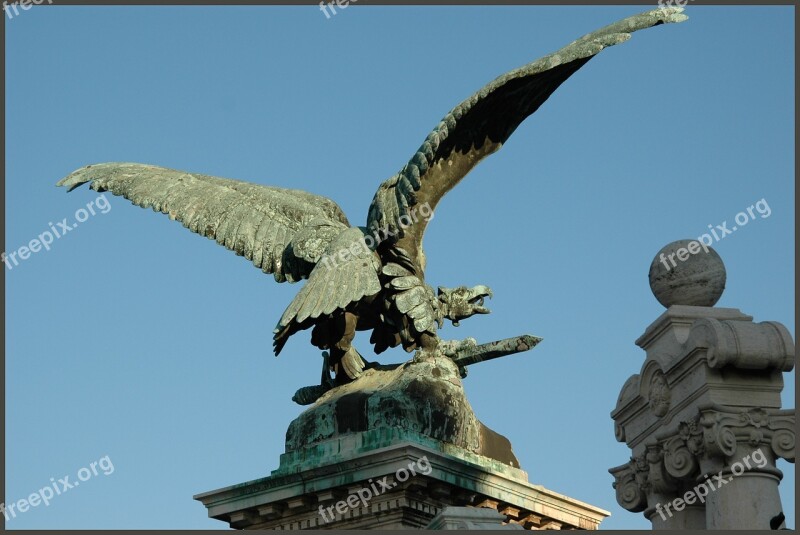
[437, 285, 493, 326]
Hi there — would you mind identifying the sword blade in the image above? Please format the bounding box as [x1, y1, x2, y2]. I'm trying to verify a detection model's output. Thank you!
[451, 334, 542, 367]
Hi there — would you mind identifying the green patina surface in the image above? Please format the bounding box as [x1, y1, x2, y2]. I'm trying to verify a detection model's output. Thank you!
[276, 350, 524, 474]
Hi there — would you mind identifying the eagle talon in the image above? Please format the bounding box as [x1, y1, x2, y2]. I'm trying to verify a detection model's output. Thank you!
[439, 338, 475, 378]
[292, 351, 335, 405]
[439, 337, 478, 359]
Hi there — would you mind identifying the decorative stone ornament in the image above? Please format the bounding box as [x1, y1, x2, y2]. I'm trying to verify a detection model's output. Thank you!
[648, 370, 671, 417]
[648, 239, 726, 308]
[611, 242, 795, 530]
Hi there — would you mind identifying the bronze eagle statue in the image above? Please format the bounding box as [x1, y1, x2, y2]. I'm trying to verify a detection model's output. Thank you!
[57, 8, 686, 396]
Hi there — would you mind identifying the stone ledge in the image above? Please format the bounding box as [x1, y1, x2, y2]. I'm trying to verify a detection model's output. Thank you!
[194, 441, 609, 530]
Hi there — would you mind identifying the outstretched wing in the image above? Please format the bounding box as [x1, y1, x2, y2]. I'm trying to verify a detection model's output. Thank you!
[57, 162, 350, 282]
[273, 227, 383, 355]
[367, 7, 688, 270]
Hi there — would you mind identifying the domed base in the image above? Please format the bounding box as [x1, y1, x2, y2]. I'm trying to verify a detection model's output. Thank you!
[276, 349, 520, 475]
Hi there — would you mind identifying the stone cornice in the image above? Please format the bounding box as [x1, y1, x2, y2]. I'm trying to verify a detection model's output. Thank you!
[634, 306, 752, 350]
[196, 441, 610, 530]
[612, 308, 794, 452]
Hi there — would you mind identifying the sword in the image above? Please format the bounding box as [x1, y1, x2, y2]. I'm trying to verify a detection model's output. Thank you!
[449, 334, 542, 368]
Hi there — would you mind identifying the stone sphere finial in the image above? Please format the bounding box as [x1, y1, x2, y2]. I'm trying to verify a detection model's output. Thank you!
[648, 239, 726, 308]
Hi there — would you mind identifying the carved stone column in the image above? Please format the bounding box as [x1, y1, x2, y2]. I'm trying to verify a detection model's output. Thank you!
[609, 240, 795, 530]
[695, 407, 794, 529]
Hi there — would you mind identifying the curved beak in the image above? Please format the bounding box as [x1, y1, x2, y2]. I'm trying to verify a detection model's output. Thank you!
[468, 285, 493, 314]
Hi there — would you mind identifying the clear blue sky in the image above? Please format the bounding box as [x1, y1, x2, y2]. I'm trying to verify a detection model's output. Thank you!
[6, 5, 794, 530]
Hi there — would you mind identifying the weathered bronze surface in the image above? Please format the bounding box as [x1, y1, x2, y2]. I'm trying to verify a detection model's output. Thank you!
[57, 7, 685, 436]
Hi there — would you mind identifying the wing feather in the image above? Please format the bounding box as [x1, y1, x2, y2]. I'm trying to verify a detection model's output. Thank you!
[366, 7, 687, 271]
[324, 267, 347, 316]
[273, 227, 382, 355]
[57, 162, 350, 283]
[299, 264, 336, 323]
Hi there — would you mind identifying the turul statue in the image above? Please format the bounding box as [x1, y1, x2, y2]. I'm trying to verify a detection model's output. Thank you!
[58, 8, 687, 407]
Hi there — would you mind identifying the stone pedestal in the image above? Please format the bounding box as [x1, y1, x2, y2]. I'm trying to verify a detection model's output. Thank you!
[195, 350, 609, 529]
[609, 305, 795, 529]
[194, 439, 609, 529]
